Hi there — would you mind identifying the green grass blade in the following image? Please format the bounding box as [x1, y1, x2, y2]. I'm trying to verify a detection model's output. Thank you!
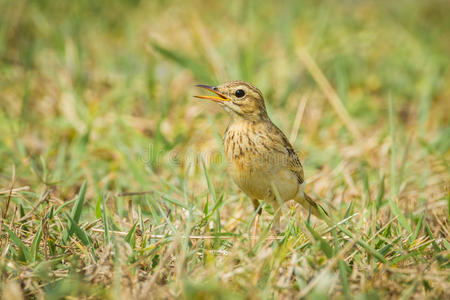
[125, 221, 138, 247]
[338, 259, 350, 299]
[30, 222, 43, 262]
[442, 239, 450, 251]
[156, 203, 177, 234]
[344, 200, 354, 218]
[203, 194, 224, 221]
[161, 194, 189, 209]
[379, 236, 401, 256]
[95, 195, 102, 219]
[62, 180, 87, 243]
[411, 213, 424, 241]
[153, 190, 189, 209]
[388, 97, 411, 234]
[2, 224, 31, 262]
[101, 194, 110, 244]
[19, 204, 25, 218]
[335, 223, 386, 263]
[389, 201, 412, 234]
[138, 206, 144, 235]
[54, 197, 77, 216]
[46, 206, 54, 219]
[65, 214, 90, 246]
[201, 158, 221, 232]
[65, 214, 97, 262]
[424, 223, 440, 252]
[376, 175, 385, 210]
[305, 221, 333, 258]
[72, 180, 87, 223]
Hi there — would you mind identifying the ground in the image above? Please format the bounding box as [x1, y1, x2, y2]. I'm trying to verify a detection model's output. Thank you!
[0, 0, 449, 299]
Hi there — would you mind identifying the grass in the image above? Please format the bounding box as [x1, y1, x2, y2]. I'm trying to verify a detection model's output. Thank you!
[0, 0, 449, 299]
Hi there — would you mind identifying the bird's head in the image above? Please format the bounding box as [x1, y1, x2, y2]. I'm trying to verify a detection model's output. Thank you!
[195, 81, 269, 122]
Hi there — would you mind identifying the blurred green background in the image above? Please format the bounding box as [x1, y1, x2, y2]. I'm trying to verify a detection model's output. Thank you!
[1, 0, 449, 192]
[0, 0, 449, 299]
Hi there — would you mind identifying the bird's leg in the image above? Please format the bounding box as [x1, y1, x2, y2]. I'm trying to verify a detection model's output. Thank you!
[251, 199, 261, 245]
[271, 201, 282, 236]
[293, 192, 326, 219]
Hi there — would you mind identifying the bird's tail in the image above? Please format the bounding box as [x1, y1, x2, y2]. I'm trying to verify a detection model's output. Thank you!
[294, 193, 328, 219]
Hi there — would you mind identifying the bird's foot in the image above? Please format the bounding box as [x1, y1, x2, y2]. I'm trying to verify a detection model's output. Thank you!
[271, 223, 283, 237]
[251, 214, 260, 247]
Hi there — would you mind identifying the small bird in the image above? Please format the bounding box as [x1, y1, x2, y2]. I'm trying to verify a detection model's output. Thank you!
[195, 81, 326, 232]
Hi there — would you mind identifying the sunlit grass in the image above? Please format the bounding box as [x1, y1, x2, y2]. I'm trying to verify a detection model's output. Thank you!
[0, 0, 449, 299]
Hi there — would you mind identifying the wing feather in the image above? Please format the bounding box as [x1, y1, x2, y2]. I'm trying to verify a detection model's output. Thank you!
[267, 123, 305, 184]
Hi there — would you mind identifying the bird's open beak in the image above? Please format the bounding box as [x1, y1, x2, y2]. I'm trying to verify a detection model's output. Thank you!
[194, 84, 229, 103]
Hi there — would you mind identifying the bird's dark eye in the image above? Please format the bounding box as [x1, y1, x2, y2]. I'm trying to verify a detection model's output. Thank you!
[235, 89, 245, 98]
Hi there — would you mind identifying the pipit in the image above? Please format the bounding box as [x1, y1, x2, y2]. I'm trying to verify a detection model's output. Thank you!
[195, 81, 326, 233]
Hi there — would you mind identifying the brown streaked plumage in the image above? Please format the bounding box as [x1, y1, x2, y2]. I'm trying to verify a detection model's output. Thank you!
[195, 81, 326, 231]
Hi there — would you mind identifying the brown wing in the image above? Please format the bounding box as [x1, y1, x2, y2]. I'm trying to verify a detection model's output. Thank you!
[267, 122, 305, 184]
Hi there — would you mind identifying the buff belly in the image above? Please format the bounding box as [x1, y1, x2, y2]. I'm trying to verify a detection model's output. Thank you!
[228, 160, 299, 203]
